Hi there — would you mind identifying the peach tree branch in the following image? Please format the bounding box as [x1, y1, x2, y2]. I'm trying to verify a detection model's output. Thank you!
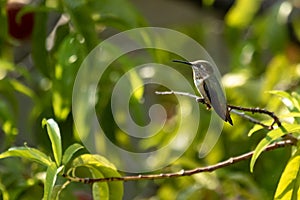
[155, 90, 282, 129]
[63, 140, 294, 183]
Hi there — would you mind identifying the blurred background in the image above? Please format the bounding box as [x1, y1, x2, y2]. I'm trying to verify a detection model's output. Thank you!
[0, 0, 300, 199]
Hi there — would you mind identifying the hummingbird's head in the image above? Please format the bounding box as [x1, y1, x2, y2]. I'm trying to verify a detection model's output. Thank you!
[173, 60, 214, 76]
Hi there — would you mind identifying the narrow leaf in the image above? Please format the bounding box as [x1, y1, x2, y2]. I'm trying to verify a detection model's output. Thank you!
[52, 34, 86, 120]
[62, 143, 84, 165]
[225, 0, 260, 28]
[248, 123, 267, 136]
[71, 154, 117, 171]
[31, 5, 51, 76]
[0, 146, 51, 166]
[274, 150, 300, 200]
[89, 165, 123, 200]
[43, 163, 64, 200]
[279, 112, 300, 119]
[90, 167, 109, 200]
[250, 123, 300, 172]
[269, 90, 298, 111]
[10, 79, 36, 98]
[71, 154, 123, 200]
[0, 182, 9, 200]
[42, 119, 62, 166]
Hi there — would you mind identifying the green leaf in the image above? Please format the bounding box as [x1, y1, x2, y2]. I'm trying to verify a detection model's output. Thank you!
[90, 167, 109, 200]
[262, 56, 289, 101]
[254, 4, 289, 54]
[0, 99, 18, 147]
[291, 92, 300, 112]
[279, 112, 300, 119]
[62, 143, 84, 165]
[52, 34, 86, 120]
[0, 146, 51, 166]
[269, 90, 299, 111]
[42, 118, 62, 166]
[0, 181, 9, 200]
[250, 123, 300, 172]
[31, 3, 51, 77]
[9, 79, 36, 99]
[63, 0, 99, 50]
[88, 0, 146, 30]
[71, 154, 123, 200]
[71, 154, 117, 172]
[92, 167, 123, 200]
[274, 149, 300, 200]
[43, 162, 64, 200]
[49, 23, 70, 53]
[248, 120, 272, 136]
[248, 124, 264, 136]
[225, 0, 261, 28]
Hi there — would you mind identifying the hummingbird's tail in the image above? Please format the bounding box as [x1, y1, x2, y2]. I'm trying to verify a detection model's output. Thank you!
[225, 109, 233, 125]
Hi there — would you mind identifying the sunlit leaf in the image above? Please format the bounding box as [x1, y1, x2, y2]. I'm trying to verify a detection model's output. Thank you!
[90, 167, 109, 200]
[52, 33, 86, 120]
[10, 79, 35, 99]
[248, 124, 265, 136]
[63, 0, 98, 50]
[0, 181, 9, 200]
[128, 69, 144, 100]
[274, 149, 300, 200]
[279, 112, 300, 119]
[42, 118, 62, 166]
[262, 56, 289, 102]
[0, 99, 18, 146]
[248, 119, 274, 136]
[250, 123, 300, 172]
[291, 92, 300, 111]
[269, 90, 299, 111]
[71, 154, 123, 200]
[0, 146, 51, 166]
[43, 162, 64, 200]
[225, 0, 260, 28]
[0, 59, 15, 71]
[71, 154, 116, 172]
[62, 143, 84, 165]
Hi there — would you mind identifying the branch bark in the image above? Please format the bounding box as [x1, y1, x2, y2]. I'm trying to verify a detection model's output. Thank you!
[63, 140, 294, 183]
[155, 90, 282, 129]
[62, 90, 289, 184]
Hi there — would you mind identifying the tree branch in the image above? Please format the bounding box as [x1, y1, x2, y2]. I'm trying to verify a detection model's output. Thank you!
[63, 140, 294, 184]
[155, 90, 282, 129]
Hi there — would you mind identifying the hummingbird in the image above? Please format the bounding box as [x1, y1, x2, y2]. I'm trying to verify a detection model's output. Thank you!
[173, 59, 233, 125]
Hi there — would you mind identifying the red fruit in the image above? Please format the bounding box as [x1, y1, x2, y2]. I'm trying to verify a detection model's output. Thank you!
[6, 2, 34, 40]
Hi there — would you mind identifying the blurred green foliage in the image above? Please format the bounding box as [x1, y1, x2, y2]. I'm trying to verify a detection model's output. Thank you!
[0, 0, 299, 199]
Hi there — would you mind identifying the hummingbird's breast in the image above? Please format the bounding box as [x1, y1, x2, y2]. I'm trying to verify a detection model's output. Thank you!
[193, 73, 211, 104]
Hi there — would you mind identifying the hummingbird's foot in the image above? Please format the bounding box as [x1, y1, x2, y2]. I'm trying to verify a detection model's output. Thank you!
[196, 97, 211, 109]
[205, 103, 211, 110]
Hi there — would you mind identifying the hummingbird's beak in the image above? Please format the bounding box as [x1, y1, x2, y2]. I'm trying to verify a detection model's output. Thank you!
[172, 60, 192, 66]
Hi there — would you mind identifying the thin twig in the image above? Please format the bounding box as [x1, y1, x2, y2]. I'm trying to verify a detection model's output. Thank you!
[228, 104, 281, 128]
[63, 140, 295, 183]
[155, 91, 211, 108]
[155, 90, 282, 129]
[230, 110, 270, 129]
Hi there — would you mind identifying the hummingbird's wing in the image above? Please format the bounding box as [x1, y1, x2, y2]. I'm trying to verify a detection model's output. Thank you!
[204, 77, 233, 125]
